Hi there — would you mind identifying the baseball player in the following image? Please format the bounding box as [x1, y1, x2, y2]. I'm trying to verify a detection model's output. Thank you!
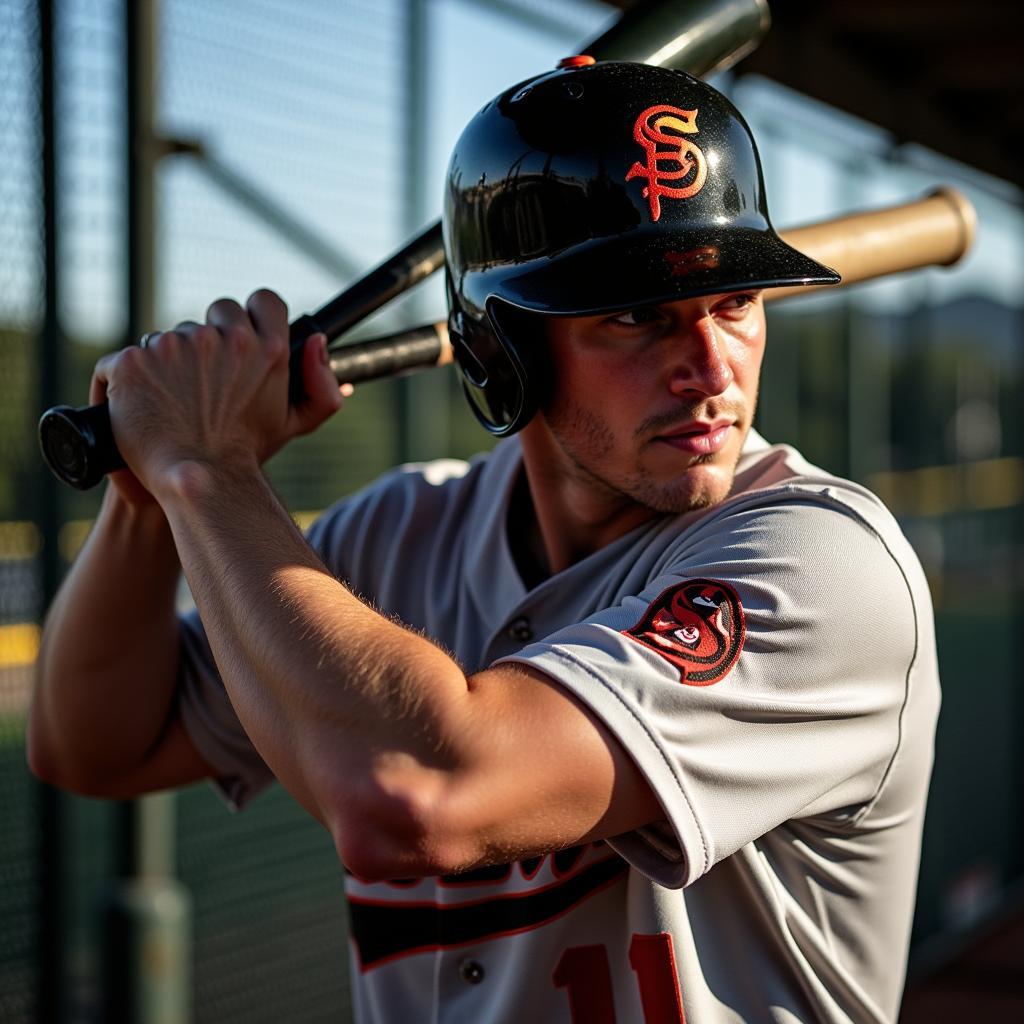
[30, 61, 939, 1023]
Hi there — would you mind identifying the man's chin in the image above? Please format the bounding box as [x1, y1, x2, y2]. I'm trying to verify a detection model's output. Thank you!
[632, 459, 737, 515]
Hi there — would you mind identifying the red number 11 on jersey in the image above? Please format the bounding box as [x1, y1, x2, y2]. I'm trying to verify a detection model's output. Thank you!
[553, 932, 686, 1023]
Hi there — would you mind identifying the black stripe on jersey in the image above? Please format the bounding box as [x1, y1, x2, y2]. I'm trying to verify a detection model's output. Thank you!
[349, 852, 628, 970]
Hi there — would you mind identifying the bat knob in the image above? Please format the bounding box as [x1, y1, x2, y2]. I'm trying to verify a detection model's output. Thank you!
[38, 403, 124, 490]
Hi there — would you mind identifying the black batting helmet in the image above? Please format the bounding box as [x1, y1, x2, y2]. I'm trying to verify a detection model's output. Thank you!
[443, 58, 839, 435]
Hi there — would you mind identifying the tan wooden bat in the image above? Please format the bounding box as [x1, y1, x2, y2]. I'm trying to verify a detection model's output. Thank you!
[330, 187, 977, 383]
[770, 187, 976, 301]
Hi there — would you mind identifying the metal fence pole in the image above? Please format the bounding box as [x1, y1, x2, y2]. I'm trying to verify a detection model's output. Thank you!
[99, 2, 193, 1021]
[36, 0, 68, 1018]
[398, 0, 448, 464]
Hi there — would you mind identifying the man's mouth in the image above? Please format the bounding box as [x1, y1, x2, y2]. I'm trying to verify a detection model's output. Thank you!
[654, 419, 734, 456]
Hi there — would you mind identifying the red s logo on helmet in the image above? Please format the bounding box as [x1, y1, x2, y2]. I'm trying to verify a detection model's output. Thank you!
[624, 579, 744, 685]
[625, 105, 708, 222]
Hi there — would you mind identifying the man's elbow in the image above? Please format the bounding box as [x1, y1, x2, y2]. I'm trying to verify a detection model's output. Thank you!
[324, 769, 476, 883]
[25, 719, 60, 787]
[24, 701, 71, 789]
[26, 729, 109, 797]
[26, 667, 103, 795]
[26, 726, 101, 796]
[25, 704, 139, 799]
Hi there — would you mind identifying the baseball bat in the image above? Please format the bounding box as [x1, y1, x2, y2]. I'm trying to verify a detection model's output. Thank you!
[325, 186, 978, 378]
[39, 0, 773, 491]
[769, 186, 977, 302]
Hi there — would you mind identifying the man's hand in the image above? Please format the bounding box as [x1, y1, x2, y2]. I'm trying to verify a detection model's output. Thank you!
[91, 289, 343, 501]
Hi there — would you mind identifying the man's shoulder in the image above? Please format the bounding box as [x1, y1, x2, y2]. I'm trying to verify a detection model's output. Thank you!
[733, 430, 855, 495]
[728, 431, 902, 539]
[305, 440, 521, 579]
[318, 439, 517, 525]
[663, 433, 928, 615]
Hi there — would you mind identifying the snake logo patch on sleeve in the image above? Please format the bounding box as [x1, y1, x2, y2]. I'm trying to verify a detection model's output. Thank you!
[623, 579, 745, 685]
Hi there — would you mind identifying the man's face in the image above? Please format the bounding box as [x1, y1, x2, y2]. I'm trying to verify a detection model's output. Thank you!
[529, 291, 766, 516]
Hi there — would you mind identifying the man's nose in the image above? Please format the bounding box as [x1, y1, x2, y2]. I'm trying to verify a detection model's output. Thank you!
[666, 317, 734, 398]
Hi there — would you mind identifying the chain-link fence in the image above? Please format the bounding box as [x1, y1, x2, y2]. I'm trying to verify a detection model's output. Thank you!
[1, 1, 44, 1019]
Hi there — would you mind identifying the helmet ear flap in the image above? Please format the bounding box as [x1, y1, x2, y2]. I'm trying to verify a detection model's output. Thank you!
[488, 302, 552, 417]
[447, 280, 536, 436]
[448, 310, 489, 389]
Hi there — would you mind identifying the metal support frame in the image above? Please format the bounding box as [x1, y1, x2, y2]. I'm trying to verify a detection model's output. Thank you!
[163, 137, 361, 282]
[99, 2, 193, 1021]
[37, 0, 67, 1020]
[399, 0, 449, 463]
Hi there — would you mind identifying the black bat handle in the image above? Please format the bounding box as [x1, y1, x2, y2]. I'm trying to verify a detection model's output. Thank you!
[328, 324, 444, 384]
[38, 401, 125, 491]
[287, 222, 445, 403]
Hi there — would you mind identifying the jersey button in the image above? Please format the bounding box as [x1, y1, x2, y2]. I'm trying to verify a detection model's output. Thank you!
[507, 617, 533, 642]
[459, 959, 486, 984]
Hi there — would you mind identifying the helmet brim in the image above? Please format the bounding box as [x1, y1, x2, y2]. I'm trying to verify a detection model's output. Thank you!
[473, 226, 840, 317]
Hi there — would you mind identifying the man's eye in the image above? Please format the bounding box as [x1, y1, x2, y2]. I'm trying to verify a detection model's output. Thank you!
[716, 292, 759, 312]
[610, 307, 664, 326]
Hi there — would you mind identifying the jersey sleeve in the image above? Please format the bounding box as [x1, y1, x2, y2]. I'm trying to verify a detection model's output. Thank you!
[497, 489, 922, 889]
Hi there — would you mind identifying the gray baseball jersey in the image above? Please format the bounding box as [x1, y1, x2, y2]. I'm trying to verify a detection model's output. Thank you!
[178, 430, 940, 1024]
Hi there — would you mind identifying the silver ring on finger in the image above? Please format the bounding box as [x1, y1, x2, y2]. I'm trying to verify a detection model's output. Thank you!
[138, 331, 160, 349]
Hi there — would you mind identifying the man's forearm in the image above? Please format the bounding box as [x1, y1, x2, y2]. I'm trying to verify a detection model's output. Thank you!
[29, 486, 184, 790]
[157, 460, 470, 836]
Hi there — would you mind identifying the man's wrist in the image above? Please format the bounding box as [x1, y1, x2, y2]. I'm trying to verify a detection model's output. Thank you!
[102, 478, 171, 535]
[151, 450, 250, 502]
[153, 455, 276, 534]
